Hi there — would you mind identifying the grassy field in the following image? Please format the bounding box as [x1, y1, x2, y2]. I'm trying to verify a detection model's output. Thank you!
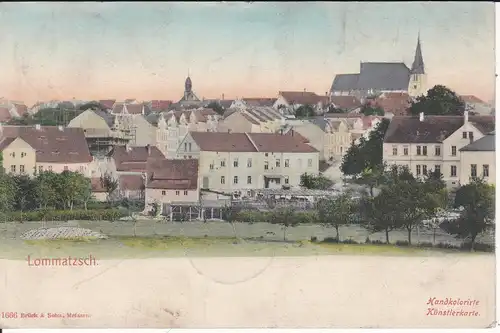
[0, 236, 490, 260]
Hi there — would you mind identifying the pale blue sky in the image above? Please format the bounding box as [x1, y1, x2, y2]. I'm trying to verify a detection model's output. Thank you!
[0, 2, 495, 105]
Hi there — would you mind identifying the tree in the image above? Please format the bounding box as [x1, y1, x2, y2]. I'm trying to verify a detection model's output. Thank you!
[270, 206, 299, 241]
[316, 192, 355, 242]
[452, 179, 495, 250]
[221, 203, 243, 241]
[0, 172, 17, 221]
[408, 85, 465, 116]
[360, 105, 385, 116]
[35, 171, 58, 209]
[327, 105, 346, 114]
[56, 171, 89, 210]
[341, 118, 390, 176]
[355, 165, 387, 197]
[300, 173, 333, 190]
[206, 101, 225, 116]
[79, 101, 106, 111]
[12, 175, 37, 221]
[360, 190, 399, 244]
[294, 104, 315, 118]
[100, 173, 118, 205]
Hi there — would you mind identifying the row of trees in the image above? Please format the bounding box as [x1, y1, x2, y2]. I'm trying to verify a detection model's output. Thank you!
[0, 170, 118, 214]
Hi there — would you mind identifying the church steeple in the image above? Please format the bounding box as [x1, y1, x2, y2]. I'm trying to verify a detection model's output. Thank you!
[411, 33, 425, 74]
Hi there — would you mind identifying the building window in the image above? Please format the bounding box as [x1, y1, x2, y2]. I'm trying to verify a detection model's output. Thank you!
[468, 132, 474, 140]
[422, 165, 427, 175]
[188, 143, 192, 152]
[10, 152, 15, 158]
[450, 165, 457, 177]
[392, 146, 398, 156]
[416, 165, 421, 175]
[21, 152, 26, 158]
[462, 131, 467, 139]
[416, 146, 421, 155]
[422, 146, 427, 156]
[162, 190, 166, 195]
[48, 165, 53, 171]
[19, 165, 25, 173]
[470, 164, 477, 178]
[264, 161, 269, 170]
[79, 166, 84, 172]
[247, 176, 252, 184]
[64, 166, 69, 171]
[220, 159, 226, 167]
[276, 159, 281, 167]
[284, 176, 289, 184]
[284, 159, 290, 167]
[265, 153, 268, 157]
[451, 146, 457, 156]
[233, 176, 238, 184]
[403, 147, 409, 156]
[38, 165, 43, 173]
[435, 146, 441, 156]
[184, 142, 187, 150]
[247, 158, 252, 167]
[483, 164, 489, 177]
[175, 190, 180, 196]
[209, 163, 214, 170]
[10, 165, 15, 173]
[233, 159, 239, 167]
[184, 190, 188, 195]
[308, 159, 312, 167]
[435, 165, 441, 175]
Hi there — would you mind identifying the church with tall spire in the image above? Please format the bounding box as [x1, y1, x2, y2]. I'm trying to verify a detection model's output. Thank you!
[329, 34, 427, 99]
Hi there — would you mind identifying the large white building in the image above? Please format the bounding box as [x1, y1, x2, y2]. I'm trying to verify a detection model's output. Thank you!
[176, 132, 320, 199]
[459, 131, 495, 186]
[383, 112, 495, 188]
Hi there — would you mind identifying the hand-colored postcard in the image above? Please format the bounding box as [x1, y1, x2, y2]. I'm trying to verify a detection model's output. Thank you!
[0, 1, 496, 329]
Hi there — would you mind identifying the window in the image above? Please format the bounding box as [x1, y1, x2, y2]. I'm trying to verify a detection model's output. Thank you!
[422, 165, 427, 175]
[19, 165, 25, 173]
[184, 190, 188, 195]
[450, 165, 457, 177]
[403, 147, 409, 156]
[79, 166, 84, 172]
[483, 164, 489, 177]
[416, 165, 421, 175]
[416, 146, 421, 155]
[392, 146, 398, 156]
[284, 176, 289, 184]
[422, 146, 427, 156]
[209, 163, 214, 170]
[64, 166, 69, 171]
[308, 159, 312, 167]
[48, 166, 53, 171]
[10, 165, 15, 173]
[451, 146, 457, 156]
[462, 131, 467, 139]
[435, 165, 441, 175]
[184, 142, 187, 150]
[247, 158, 252, 167]
[264, 161, 269, 170]
[247, 176, 252, 184]
[10, 152, 15, 158]
[468, 132, 474, 140]
[285, 159, 290, 167]
[233, 159, 239, 167]
[470, 164, 477, 178]
[265, 153, 268, 157]
[188, 143, 192, 152]
[276, 159, 281, 167]
[435, 146, 441, 156]
[21, 152, 26, 158]
[38, 165, 43, 173]
[220, 176, 225, 184]
[220, 159, 226, 167]
[175, 190, 180, 196]
[162, 190, 166, 195]
[233, 176, 238, 184]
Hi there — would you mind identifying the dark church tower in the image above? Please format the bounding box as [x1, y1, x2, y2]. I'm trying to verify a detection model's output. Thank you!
[408, 33, 427, 97]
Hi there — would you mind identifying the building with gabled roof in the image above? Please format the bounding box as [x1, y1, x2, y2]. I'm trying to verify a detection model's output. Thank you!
[459, 131, 495, 186]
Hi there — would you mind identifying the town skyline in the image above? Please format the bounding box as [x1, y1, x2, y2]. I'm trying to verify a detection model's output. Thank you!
[0, 2, 495, 105]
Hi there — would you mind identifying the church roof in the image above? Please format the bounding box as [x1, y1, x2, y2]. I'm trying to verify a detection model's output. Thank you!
[411, 36, 425, 74]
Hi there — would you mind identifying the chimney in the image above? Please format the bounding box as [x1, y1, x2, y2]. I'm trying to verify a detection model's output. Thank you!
[464, 111, 469, 123]
[125, 143, 131, 152]
[35, 124, 41, 130]
[57, 125, 64, 131]
[419, 112, 424, 122]
[146, 144, 151, 156]
[222, 93, 225, 100]
[303, 88, 306, 92]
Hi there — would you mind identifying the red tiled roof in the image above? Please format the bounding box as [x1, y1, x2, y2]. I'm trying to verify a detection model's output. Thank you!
[146, 158, 198, 190]
[0, 125, 92, 163]
[281, 130, 310, 144]
[384, 115, 495, 143]
[119, 174, 145, 191]
[279, 91, 326, 106]
[370, 92, 411, 116]
[243, 98, 277, 107]
[0, 107, 12, 122]
[99, 100, 116, 109]
[124, 104, 144, 115]
[13, 104, 28, 117]
[330, 96, 362, 110]
[151, 100, 173, 111]
[111, 145, 165, 172]
[189, 132, 317, 153]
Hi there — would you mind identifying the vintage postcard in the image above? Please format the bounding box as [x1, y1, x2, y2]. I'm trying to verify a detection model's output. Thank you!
[0, 2, 496, 329]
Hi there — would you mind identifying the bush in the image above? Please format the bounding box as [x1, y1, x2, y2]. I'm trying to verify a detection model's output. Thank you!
[233, 210, 317, 224]
[3, 209, 126, 222]
[395, 240, 409, 247]
[417, 242, 434, 248]
[370, 240, 386, 245]
[340, 238, 358, 244]
[323, 237, 339, 243]
[310, 236, 318, 242]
